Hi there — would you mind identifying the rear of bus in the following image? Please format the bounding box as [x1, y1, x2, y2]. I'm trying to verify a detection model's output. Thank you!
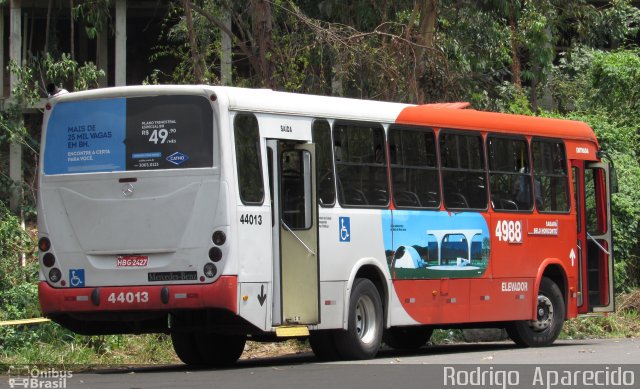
[37, 86, 234, 335]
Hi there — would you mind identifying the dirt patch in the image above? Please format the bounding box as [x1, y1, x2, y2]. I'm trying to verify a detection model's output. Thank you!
[241, 340, 311, 360]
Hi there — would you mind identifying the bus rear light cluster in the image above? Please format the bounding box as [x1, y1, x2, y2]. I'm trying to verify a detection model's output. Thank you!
[49, 268, 62, 283]
[209, 247, 222, 262]
[203, 263, 217, 278]
[43, 253, 56, 268]
[39, 237, 51, 252]
[208, 230, 226, 267]
[39, 237, 56, 268]
[212, 230, 226, 246]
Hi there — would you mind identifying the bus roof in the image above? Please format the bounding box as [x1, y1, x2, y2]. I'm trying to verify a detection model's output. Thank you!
[221, 87, 597, 144]
[50, 85, 598, 144]
[220, 86, 411, 123]
[397, 105, 597, 143]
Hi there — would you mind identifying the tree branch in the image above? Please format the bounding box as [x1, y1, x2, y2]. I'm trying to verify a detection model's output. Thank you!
[188, 2, 262, 79]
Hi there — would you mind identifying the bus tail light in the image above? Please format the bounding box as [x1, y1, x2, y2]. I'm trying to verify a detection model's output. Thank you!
[212, 230, 226, 246]
[203, 263, 217, 278]
[43, 253, 56, 267]
[49, 268, 62, 283]
[39, 237, 51, 252]
[209, 247, 222, 262]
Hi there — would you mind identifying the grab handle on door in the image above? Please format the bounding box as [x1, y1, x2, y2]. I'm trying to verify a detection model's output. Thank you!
[281, 220, 316, 256]
[587, 232, 610, 256]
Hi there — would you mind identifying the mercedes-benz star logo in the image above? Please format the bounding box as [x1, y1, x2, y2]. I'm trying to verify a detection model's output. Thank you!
[122, 183, 134, 197]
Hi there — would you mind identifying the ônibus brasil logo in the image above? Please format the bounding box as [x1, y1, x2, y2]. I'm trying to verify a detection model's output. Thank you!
[166, 152, 189, 165]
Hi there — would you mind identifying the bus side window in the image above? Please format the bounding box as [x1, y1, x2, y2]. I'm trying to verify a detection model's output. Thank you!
[234, 114, 264, 205]
[281, 149, 312, 229]
[532, 139, 570, 213]
[312, 120, 336, 207]
[388, 126, 440, 208]
[487, 135, 532, 212]
[333, 122, 389, 207]
[440, 131, 487, 210]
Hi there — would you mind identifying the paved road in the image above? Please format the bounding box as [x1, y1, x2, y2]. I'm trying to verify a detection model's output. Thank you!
[3, 338, 639, 389]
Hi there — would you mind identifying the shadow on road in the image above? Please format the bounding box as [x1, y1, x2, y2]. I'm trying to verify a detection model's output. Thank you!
[87, 340, 585, 376]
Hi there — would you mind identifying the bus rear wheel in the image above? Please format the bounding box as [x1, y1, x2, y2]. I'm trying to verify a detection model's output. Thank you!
[171, 331, 203, 365]
[334, 278, 383, 360]
[383, 326, 433, 350]
[196, 332, 246, 366]
[171, 330, 246, 366]
[506, 277, 565, 347]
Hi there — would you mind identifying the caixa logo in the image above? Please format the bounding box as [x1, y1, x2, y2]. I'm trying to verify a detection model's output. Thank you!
[166, 152, 189, 165]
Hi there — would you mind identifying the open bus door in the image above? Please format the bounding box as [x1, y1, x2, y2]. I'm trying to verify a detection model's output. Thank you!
[267, 140, 320, 326]
[573, 160, 615, 314]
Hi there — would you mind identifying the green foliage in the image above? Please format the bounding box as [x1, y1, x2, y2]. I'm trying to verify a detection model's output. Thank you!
[588, 50, 640, 117]
[149, 1, 222, 84]
[73, 0, 112, 39]
[42, 53, 105, 91]
[0, 202, 40, 352]
[431, 329, 465, 345]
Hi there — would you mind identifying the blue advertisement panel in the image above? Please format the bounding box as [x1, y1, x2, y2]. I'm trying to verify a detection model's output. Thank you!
[44, 99, 127, 175]
[43, 95, 213, 175]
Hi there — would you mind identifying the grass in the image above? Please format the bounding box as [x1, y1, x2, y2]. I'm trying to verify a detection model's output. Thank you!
[561, 289, 640, 340]
[1, 331, 178, 367]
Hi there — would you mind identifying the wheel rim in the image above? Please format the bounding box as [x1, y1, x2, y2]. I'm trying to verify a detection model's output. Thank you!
[529, 295, 554, 332]
[355, 294, 377, 344]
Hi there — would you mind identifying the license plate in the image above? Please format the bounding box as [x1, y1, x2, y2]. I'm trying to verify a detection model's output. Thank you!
[116, 255, 149, 267]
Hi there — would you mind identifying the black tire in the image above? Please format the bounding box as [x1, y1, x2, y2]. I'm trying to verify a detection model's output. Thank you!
[334, 278, 383, 360]
[309, 330, 341, 361]
[196, 332, 246, 367]
[383, 326, 433, 350]
[506, 277, 565, 347]
[171, 331, 203, 365]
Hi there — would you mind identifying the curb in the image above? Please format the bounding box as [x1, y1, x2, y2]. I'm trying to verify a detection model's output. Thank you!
[0, 318, 51, 326]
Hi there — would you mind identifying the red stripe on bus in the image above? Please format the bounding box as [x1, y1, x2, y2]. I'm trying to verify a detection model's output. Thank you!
[38, 276, 238, 314]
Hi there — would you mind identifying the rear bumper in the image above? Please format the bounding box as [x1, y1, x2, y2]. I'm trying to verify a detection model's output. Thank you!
[38, 276, 238, 315]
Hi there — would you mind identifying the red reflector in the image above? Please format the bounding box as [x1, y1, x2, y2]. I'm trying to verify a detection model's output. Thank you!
[64, 296, 75, 302]
[187, 293, 198, 299]
[45, 103, 52, 110]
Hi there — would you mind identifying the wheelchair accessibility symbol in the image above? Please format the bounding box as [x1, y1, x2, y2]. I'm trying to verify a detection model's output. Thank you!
[69, 269, 85, 287]
[339, 217, 350, 242]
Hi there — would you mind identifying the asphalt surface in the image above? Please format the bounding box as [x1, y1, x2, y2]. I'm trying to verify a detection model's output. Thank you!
[2, 338, 639, 389]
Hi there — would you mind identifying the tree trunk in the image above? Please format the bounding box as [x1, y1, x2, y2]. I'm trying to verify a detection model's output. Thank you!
[418, 0, 437, 50]
[44, 0, 52, 53]
[70, 0, 75, 60]
[189, 3, 262, 82]
[252, 0, 276, 88]
[182, 0, 203, 83]
[412, 0, 438, 103]
[508, 2, 521, 88]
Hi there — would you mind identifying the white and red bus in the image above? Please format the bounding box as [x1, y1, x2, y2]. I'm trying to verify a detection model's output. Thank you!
[37, 85, 615, 365]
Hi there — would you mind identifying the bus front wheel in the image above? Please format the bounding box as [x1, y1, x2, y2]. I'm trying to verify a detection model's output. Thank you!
[506, 277, 565, 347]
[334, 278, 383, 359]
[309, 330, 341, 361]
